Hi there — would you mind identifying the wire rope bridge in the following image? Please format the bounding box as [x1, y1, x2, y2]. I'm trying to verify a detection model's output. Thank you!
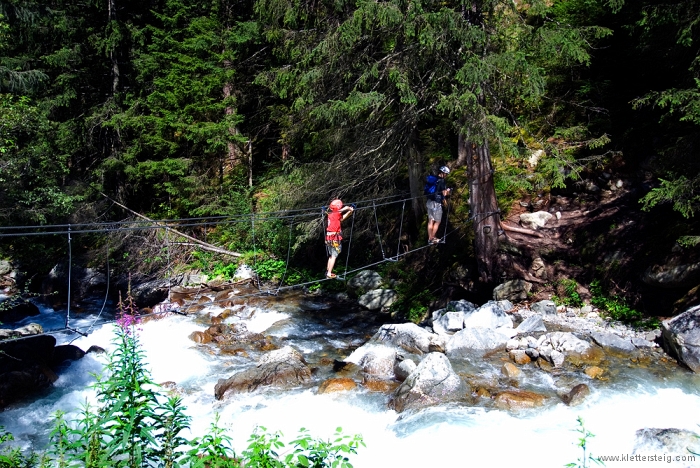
[0, 192, 486, 342]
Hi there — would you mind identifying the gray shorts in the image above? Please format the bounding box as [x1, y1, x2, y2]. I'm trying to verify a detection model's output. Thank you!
[427, 200, 443, 222]
[326, 240, 342, 258]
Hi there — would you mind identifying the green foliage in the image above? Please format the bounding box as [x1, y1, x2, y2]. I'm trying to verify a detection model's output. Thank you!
[566, 416, 605, 468]
[552, 279, 584, 308]
[187, 414, 237, 467]
[590, 280, 660, 329]
[387, 267, 433, 323]
[640, 176, 700, 219]
[0, 426, 45, 467]
[0, 94, 74, 224]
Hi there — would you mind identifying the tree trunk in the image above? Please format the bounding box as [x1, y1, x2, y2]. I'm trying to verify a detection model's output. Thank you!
[223, 77, 243, 170]
[406, 134, 424, 222]
[460, 131, 500, 283]
[108, 0, 119, 95]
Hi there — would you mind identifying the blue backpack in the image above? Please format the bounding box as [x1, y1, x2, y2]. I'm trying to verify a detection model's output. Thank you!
[424, 174, 439, 196]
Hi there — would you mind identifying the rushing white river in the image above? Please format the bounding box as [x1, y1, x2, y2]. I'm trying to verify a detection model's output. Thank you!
[2, 296, 700, 468]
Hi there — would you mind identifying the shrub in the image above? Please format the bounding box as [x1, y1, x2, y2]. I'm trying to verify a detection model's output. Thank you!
[589, 280, 660, 329]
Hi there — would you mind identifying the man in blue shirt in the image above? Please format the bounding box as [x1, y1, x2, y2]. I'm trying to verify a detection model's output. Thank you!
[427, 166, 451, 244]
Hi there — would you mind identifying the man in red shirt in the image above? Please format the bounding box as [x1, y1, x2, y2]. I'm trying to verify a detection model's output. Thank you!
[326, 199, 354, 278]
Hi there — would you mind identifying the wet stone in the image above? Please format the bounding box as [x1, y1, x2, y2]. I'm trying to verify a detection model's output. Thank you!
[584, 366, 604, 379]
[501, 362, 521, 378]
[561, 383, 590, 406]
[509, 350, 531, 365]
[318, 378, 357, 394]
[494, 390, 546, 410]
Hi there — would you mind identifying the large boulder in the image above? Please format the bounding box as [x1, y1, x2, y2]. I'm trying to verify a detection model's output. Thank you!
[389, 352, 466, 413]
[358, 289, 397, 310]
[661, 305, 700, 372]
[515, 315, 546, 334]
[214, 346, 311, 400]
[590, 332, 636, 354]
[0, 333, 87, 409]
[463, 301, 513, 329]
[347, 270, 383, 290]
[0, 301, 40, 323]
[371, 323, 437, 354]
[42, 263, 108, 305]
[493, 280, 532, 302]
[519, 211, 553, 230]
[537, 332, 597, 368]
[432, 311, 466, 335]
[446, 327, 511, 358]
[494, 390, 546, 410]
[344, 343, 397, 379]
[642, 262, 700, 289]
[531, 300, 557, 315]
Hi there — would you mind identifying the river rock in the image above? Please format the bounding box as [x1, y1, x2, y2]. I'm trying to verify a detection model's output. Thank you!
[531, 257, 547, 279]
[519, 211, 553, 230]
[432, 311, 466, 335]
[515, 315, 546, 334]
[131, 278, 171, 307]
[0, 333, 86, 409]
[446, 327, 511, 358]
[501, 362, 521, 378]
[590, 331, 636, 353]
[348, 270, 383, 290]
[531, 300, 557, 315]
[537, 332, 597, 367]
[371, 323, 436, 354]
[642, 262, 700, 289]
[631, 337, 657, 348]
[633, 428, 700, 457]
[214, 346, 311, 399]
[661, 304, 700, 372]
[389, 352, 466, 413]
[585, 366, 604, 379]
[443, 299, 478, 313]
[362, 377, 400, 393]
[51, 345, 86, 366]
[393, 355, 417, 382]
[463, 301, 514, 329]
[345, 343, 397, 379]
[493, 280, 532, 302]
[561, 383, 590, 406]
[494, 390, 546, 410]
[509, 349, 531, 365]
[0, 260, 11, 275]
[358, 289, 397, 310]
[0, 301, 40, 323]
[318, 378, 357, 394]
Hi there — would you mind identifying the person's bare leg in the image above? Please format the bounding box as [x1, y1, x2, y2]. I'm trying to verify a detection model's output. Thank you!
[327, 255, 337, 276]
[428, 220, 439, 241]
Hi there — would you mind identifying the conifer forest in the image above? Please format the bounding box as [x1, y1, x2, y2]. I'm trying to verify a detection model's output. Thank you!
[3, 0, 700, 317]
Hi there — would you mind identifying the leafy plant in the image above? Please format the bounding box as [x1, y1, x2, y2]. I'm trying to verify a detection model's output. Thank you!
[552, 279, 583, 308]
[566, 416, 604, 468]
[187, 414, 238, 467]
[0, 426, 45, 467]
[590, 280, 660, 329]
[285, 427, 365, 468]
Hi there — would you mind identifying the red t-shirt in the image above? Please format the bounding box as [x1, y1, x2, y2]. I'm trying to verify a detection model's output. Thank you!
[326, 211, 342, 241]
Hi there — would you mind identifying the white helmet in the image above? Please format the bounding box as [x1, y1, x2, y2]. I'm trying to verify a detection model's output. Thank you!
[439, 166, 450, 174]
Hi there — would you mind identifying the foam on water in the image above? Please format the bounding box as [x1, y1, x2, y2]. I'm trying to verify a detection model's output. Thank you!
[2, 309, 700, 467]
